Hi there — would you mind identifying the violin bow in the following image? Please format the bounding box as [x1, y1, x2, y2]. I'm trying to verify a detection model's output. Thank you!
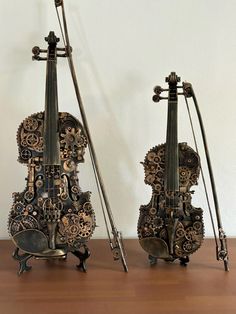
[54, 0, 128, 272]
[183, 82, 229, 271]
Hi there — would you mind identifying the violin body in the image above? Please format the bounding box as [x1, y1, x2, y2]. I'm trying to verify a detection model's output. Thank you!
[138, 73, 204, 263]
[138, 143, 204, 260]
[9, 111, 95, 254]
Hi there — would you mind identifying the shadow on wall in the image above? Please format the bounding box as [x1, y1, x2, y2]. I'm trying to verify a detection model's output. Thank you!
[67, 6, 148, 236]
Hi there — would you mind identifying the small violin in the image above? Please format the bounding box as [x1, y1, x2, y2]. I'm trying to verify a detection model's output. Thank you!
[138, 72, 204, 265]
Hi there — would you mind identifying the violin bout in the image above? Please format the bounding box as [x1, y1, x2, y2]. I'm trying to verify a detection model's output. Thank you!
[138, 143, 204, 260]
[8, 112, 96, 257]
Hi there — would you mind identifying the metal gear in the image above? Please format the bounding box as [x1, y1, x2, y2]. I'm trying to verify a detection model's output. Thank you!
[9, 214, 39, 236]
[26, 133, 39, 147]
[182, 241, 193, 253]
[23, 117, 38, 132]
[13, 202, 25, 214]
[60, 127, 87, 150]
[185, 227, 198, 241]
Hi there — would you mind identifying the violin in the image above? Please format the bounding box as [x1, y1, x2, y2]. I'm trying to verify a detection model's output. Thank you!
[8, 31, 96, 274]
[138, 72, 205, 265]
[138, 72, 229, 270]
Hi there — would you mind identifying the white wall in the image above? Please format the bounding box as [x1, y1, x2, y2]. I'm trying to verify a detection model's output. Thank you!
[0, 0, 236, 239]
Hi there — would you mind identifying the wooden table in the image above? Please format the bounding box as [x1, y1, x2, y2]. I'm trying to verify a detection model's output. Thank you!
[0, 239, 235, 314]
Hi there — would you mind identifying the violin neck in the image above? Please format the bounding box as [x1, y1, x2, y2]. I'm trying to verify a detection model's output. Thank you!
[43, 32, 61, 166]
[165, 74, 179, 193]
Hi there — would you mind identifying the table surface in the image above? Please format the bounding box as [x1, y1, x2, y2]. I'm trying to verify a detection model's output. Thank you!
[0, 239, 235, 314]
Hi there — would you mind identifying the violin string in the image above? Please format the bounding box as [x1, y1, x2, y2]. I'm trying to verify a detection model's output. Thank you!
[183, 93, 218, 245]
[55, 4, 112, 243]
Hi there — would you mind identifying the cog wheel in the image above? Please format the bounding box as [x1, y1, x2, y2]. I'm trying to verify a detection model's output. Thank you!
[153, 217, 164, 229]
[13, 202, 24, 214]
[59, 210, 95, 245]
[185, 227, 198, 241]
[26, 133, 39, 147]
[21, 149, 32, 160]
[175, 227, 185, 239]
[193, 221, 203, 231]
[145, 174, 155, 184]
[23, 117, 38, 132]
[147, 151, 157, 162]
[83, 202, 92, 211]
[78, 211, 95, 238]
[179, 167, 191, 183]
[182, 241, 193, 253]
[9, 214, 39, 236]
[60, 127, 87, 149]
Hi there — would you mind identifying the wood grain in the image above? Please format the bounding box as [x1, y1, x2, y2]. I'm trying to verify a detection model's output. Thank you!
[0, 239, 235, 314]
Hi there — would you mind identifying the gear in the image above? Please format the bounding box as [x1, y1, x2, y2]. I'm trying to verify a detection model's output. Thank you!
[78, 211, 94, 238]
[179, 167, 191, 183]
[13, 202, 24, 214]
[20, 149, 32, 160]
[154, 183, 162, 192]
[145, 174, 155, 184]
[26, 133, 39, 147]
[193, 221, 203, 231]
[60, 127, 87, 150]
[153, 217, 164, 229]
[24, 191, 34, 202]
[83, 202, 92, 211]
[185, 227, 198, 241]
[71, 185, 80, 194]
[9, 214, 39, 236]
[147, 151, 157, 162]
[59, 211, 95, 245]
[175, 226, 185, 239]
[183, 241, 193, 253]
[23, 117, 38, 132]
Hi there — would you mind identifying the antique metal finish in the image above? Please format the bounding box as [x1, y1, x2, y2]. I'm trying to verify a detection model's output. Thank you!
[138, 72, 204, 265]
[8, 32, 96, 274]
[138, 72, 228, 270]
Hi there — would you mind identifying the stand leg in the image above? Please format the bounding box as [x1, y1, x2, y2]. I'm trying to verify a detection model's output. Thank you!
[179, 256, 189, 266]
[13, 248, 33, 275]
[72, 245, 90, 272]
[148, 255, 157, 265]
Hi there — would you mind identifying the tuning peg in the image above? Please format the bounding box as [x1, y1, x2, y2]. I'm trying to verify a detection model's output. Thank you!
[153, 85, 163, 95]
[32, 46, 47, 61]
[152, 94, 168, 102]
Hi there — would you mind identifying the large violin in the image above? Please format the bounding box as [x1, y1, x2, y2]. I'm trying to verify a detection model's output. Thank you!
[138, 72, 229, 270]
[8, 31, 96, 274]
